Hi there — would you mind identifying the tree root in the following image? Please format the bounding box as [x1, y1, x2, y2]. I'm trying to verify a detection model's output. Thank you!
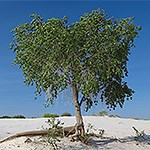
[0, 126, 121, 146]
[1, 124, 106, 144]
[0, 129, 48, 143]
[0, 125, 76, 144]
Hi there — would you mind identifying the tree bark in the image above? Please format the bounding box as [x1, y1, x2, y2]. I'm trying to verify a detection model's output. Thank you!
[72, 85, 85, 136]
[0, 126, 76, 143]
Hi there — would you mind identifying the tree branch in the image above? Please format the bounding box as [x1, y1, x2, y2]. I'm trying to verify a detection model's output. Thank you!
[79, 95, 86, 106]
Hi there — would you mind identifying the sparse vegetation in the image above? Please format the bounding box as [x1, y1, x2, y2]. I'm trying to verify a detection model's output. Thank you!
[98, 110, 108, 116]
[109, 114, 120, 118]
[129, 117, 140, 120]
[86, 123, 105, 138]
[61, 112, 72, 117]
[42, 114, 59, 118]
[0, 115, 25, 119]
[44, 119, 106, 148]
[44, 118, 64, 150]
[12, 115, 25, 119]
[0, 115, 11, 119]
[31, 116, 36, 118]
[91, 113, 96, 116]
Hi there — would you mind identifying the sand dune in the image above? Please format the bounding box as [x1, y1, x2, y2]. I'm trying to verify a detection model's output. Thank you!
[0, 116, 150, 150]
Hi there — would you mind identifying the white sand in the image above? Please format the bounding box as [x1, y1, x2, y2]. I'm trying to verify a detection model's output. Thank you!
[0, 116, 150, 150]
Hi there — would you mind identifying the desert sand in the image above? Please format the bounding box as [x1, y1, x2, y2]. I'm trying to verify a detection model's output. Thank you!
[0, 116, 150, 150]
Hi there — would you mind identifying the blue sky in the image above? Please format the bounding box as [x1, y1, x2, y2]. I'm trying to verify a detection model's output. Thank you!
[0, 1, 149, 119]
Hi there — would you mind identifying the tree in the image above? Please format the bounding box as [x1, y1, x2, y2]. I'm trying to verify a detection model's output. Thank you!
[10, 9, 141, 137]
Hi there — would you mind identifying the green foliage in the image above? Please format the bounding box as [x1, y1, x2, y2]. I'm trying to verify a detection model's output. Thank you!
[0, 115, 25, 119]
[44, 118, 64, 150]
[86, 123, 95, 134]
[129, 117, 140, 120]
[91, 113, 96, 116]
[98, 110, 108, 116]
[12, 115, 26, 119]
[11, 9, 141, 111]
[31, 116, 36, 118]
[86, 123, 105, 138]
[61, 112, 72, 116]
[98, 129, 105, 137]
[0, 115, 11, 119]
[109, 114, 120, 118]
[42, 113, 59, 118]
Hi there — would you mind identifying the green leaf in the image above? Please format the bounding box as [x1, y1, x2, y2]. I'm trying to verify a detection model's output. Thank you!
[11, 9, 141, 110]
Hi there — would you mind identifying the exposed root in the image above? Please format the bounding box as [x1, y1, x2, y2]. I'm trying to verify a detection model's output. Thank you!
[0, 125, 77, 144]
[64, 125, 76, 137]
[1, 124, 102, 145]
[0, 129, 48, 143]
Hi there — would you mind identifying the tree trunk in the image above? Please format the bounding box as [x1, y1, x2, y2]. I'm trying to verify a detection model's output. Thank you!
[72, 85, 85, 136]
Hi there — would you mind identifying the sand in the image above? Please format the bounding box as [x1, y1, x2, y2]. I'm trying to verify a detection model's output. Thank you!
[0, 116, 150, 150]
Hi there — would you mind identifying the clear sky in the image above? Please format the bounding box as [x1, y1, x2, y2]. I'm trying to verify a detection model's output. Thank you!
[0, 1, 149, 119]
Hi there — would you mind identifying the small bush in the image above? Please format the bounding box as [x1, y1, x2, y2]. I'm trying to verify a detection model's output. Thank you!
[98, 110, 108, 116]
[86, 123, 105, 140]
[0, 115, 11, 119]
[61, 112, 72, 117]
[129, 117, 140, 120]
[91, 113, 96, 116]
[31, 116, 36, 118]
[44, 118, 64, 150]
[0, 115, 25, 119]
[12, 115, 25, 119]
[109, 114, 120, 118]
[42, 113, 59, 118]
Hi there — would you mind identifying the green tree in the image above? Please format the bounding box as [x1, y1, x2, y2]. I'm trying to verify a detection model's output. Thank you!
[10, 9, 141, 137]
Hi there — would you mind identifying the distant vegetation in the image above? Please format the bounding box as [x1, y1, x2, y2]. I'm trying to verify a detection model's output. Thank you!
[98, 110, 108, 116]
[109, 114, 121, 118]
[0, 115, 25, 119]
[31, 116, 36, 119]
[42, 113, 59, 118]
[128, 117, 140, 120]
[61, 112, 72, 117]
[12, 115, 25, 119]
[0, 115, 11, 119]
[97, 111, 121, 118]
[91, 113, 96, 116]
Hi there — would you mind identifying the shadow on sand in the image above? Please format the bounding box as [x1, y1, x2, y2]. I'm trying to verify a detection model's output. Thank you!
[59, 134, 150, 150]
[91, 134, 150, 149]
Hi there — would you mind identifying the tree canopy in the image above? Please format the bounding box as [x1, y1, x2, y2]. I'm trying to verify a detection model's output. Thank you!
[10, 9, 141, 111]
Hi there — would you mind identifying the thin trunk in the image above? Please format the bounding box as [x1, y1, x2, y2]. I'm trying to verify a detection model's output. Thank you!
[72, 85, 85, 136]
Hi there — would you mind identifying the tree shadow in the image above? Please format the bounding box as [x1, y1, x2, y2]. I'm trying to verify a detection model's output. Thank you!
[91, 134, 150, 149]
[120, 134, 150, 144]
[58, 137, 118, 149]
[58, 135, 150, 150]
[91, 138, 117, 148]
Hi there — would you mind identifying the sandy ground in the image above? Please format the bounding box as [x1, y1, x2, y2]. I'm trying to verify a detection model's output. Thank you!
[0, 116, 150, 150]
